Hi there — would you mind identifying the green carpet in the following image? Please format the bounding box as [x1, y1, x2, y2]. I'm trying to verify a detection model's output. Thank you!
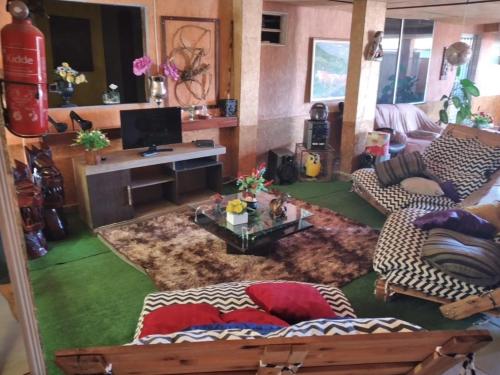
[29, 181, 477, 374]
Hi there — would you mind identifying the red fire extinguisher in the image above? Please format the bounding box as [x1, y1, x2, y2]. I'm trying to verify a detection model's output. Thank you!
[1, 0, 48, 137]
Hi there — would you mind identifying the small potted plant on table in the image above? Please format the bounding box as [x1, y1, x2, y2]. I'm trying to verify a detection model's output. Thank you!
[472, 112, 494, 129]
[73, 130, 110, 165]
[236, 163, 272, 209]
[226, 198, 248, 225]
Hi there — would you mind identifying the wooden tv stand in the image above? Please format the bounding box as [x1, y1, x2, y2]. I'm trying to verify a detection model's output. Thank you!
[73, 143, 225, 228]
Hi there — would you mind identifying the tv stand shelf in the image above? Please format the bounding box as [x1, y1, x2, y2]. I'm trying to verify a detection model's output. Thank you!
[73, 143, 225, 228]
[130, 175, 175, 189]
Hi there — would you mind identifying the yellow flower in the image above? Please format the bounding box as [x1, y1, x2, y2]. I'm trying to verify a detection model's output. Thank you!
[227, 199, 247, 214]
[62, 62, 69, 68]
[75, 74, 87, 84]
[59, 71, 66, 78]
[66, 73, 75, 83]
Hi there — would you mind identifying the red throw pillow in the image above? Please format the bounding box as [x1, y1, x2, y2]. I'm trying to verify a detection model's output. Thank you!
[222, 308, 290, 327]
[246, 283, 337, 324]
[139, 303, 223, 338]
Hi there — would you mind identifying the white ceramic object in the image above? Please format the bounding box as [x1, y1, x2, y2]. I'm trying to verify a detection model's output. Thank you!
[226, 211, 248, 225]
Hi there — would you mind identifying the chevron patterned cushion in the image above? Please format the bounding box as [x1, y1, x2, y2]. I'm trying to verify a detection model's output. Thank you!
[134, 281, 357, 340]
[374, 208, 491, 301]
[351, 168, 455, 214]
[130, 318, 423, 345]
[423, 133, 500, 177]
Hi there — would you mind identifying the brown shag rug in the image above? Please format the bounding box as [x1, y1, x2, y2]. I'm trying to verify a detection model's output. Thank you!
[97, 200, 379, 291]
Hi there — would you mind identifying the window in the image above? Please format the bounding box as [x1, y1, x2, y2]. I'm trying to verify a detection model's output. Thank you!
[261, 12, 287, 45]
[458, 34, 481, 81]
[377, 19, 434, 104]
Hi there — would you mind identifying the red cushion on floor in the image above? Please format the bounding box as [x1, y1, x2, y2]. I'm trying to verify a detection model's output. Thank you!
[139, 303, 223, 338]
[222, 308, 290, 327]
[245, 283, 337, 324]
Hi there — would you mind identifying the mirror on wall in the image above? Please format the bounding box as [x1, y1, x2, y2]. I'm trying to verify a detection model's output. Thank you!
[33, 0, 147, 108]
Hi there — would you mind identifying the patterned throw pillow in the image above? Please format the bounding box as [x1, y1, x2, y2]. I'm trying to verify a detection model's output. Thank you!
[422, 228, 500, 287]
[375, 151, 427, 187]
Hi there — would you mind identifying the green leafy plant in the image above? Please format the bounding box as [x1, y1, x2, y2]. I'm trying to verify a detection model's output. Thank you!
[472, 111, 494, 128]
[73, 130, 110, 151]
[439, 78, 480, 124]
[236, 163, 272, 198]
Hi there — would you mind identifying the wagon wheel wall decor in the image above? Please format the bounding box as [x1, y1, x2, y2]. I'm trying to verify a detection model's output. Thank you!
[161, 17, 220, 107]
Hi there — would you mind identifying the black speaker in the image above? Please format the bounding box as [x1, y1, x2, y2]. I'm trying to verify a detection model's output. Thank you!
[218, 99, 238, 117]
[266, 148, 296, 185]
[303, 120, 330, 150]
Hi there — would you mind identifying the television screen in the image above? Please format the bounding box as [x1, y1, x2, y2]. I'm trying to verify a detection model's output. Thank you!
[120, 107, 182, 149]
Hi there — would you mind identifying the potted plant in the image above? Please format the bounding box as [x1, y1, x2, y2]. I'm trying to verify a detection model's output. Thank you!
[73, 130, 110, 165]
[51, 62, 87, 107]
[471, 112, 494, 129]
[226, 198, 248, 225]
[236, 163, 272, 208]
[439, 78, 480, 125]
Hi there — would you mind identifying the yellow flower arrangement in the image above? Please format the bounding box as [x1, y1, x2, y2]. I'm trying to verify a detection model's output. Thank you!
[55, 62, 87, 85]
[226, 199, 247, 215]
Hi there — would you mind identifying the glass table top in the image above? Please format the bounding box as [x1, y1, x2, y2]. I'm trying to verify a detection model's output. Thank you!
[190, 192, 313, 239]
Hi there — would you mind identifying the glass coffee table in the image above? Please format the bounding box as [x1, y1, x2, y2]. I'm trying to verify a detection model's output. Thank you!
[190, 192, 313, 255]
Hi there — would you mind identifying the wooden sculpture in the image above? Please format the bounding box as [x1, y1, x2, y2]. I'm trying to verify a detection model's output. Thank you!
[25, 144, 68, 240]
[13, 160, 48, 259]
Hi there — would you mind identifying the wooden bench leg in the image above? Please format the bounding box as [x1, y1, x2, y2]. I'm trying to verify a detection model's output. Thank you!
[0, 283, 18, 321]
[374, 277, 397, 302]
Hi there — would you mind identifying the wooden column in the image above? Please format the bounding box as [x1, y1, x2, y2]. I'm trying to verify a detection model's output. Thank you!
[339, 0, 387, 175]
[230, 0, 262, 174]
[0, 122, 46, 370]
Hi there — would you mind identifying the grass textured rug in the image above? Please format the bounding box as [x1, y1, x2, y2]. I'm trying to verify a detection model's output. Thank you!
[97, 199, 379, 291]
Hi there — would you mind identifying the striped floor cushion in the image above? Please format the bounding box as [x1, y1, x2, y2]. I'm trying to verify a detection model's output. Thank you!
[130, 317, 423, 345]
[351, 168, 456, 214]
[374, 208, 494, 301]
[134, 281, 357, 340]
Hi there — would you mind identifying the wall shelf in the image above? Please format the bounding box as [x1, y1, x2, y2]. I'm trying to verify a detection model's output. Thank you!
[42, 116, 238, 147]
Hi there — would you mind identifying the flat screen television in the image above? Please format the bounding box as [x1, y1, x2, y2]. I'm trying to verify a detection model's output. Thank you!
[120, 107, 182, 150]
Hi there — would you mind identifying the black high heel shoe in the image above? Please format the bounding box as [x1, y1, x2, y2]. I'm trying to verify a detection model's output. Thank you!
[69, 111, 92, 131]
[48, 116, 68, 133]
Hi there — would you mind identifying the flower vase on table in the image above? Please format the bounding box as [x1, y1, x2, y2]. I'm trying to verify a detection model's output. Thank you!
[50, 62, 87, 108]
[73, 130, 111, 166]
[226, 199, 248, 225]
[84, 150, 101, 165]
[236, 163, 273, 211]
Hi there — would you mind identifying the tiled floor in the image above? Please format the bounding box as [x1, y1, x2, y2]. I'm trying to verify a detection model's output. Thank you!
[0, 296, 29, 375]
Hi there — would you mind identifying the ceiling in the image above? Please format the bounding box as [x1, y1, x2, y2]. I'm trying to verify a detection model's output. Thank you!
[268, 0, 500, 24]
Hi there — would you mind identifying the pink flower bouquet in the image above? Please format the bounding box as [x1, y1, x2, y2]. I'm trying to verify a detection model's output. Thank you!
[161, 60, 180, 81]
[133, 56, 153, 76]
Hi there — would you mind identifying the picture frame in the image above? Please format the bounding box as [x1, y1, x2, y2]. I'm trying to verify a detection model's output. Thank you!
[309, 38, 350, 102]
[161, 16, 220, 107]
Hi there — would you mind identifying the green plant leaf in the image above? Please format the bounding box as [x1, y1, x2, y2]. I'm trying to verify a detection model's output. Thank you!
[463, 85, 480, 97]
[460, 79, 480, 96]
[456, 109, 465, 124]
[440, 95, 449, 101]
[439, 109, 449, 124]
[451, 96, 462, 108]
[443, 100, 449, 110]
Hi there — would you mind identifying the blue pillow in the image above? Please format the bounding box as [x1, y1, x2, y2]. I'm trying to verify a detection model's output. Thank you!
[184, 323, 284, 335]
[414, 209, 497, 239]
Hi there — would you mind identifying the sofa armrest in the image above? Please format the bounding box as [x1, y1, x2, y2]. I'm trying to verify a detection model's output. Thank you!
[459, 169, 500, 207]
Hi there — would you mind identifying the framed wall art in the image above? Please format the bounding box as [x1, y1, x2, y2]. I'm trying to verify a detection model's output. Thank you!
[161, 16, 220, 107]
[309, 38, 350, 102]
